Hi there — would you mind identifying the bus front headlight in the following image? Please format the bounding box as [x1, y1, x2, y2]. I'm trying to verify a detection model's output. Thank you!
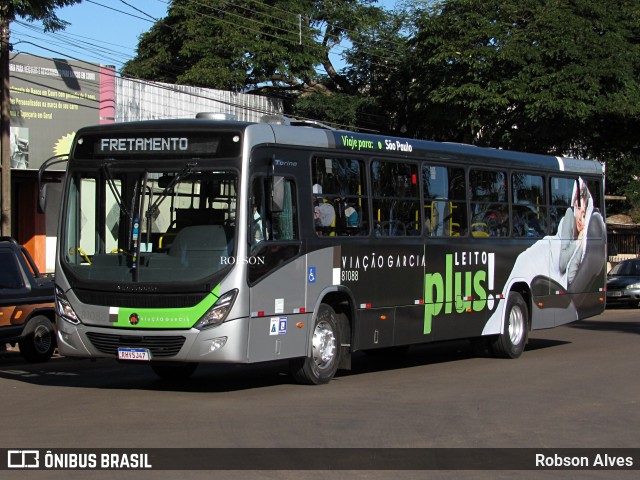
[55, 286, 81, 325]
[194, 289, 238, 330]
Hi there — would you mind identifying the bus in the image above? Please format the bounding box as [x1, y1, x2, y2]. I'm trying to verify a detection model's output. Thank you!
[46, 114, 607, 384]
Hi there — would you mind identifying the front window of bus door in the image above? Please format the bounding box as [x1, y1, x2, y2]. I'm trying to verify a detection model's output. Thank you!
[248, 176, 300, 284]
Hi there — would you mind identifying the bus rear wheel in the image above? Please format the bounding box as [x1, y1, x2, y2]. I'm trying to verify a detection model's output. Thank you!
[290, 304, 341, 385]
[491, 291, 528, 358]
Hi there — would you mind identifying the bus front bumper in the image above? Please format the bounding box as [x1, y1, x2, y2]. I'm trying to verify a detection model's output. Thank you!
[56, 316, 250, 364]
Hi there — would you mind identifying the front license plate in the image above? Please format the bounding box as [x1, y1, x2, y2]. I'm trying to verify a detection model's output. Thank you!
[606, 291, 622, 297]
[118, 348, 151, 361]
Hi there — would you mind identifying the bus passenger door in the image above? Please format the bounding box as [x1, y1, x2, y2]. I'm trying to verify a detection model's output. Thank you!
[247, 173, 307, 363]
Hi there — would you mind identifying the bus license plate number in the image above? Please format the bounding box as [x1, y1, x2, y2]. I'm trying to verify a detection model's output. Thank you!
[118, 348, 151, 361]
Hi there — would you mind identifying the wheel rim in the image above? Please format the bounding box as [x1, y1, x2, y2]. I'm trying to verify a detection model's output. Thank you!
[311, 319, 337, 371]
[508, 304, 525, 345]
[33, 325, 53, 354]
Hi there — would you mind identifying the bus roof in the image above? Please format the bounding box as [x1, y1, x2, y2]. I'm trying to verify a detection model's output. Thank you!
[73, 118, 603, 176]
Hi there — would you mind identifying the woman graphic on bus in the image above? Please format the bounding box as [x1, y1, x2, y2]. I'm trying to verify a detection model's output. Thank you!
[510, 177, 604, 292]
[558, 179, 590, 286]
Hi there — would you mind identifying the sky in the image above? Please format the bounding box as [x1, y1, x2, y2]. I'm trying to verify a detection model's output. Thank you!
[11, 0, 401, 74]
[11, 0, 172, 71]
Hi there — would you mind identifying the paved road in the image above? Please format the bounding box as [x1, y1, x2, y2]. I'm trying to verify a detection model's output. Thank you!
[1, 308, 638, 479]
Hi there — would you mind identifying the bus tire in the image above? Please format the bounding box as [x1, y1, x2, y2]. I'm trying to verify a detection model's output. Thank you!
[290, 303, 341, 385]
[491, 291, 528, 358]
[19, 316, 56, 363]
[151, 362, 198, 380]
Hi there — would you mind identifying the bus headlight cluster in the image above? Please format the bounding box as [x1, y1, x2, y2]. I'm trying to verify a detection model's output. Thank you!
[55, 286, 81, 325]
[194, 289, 238, 330]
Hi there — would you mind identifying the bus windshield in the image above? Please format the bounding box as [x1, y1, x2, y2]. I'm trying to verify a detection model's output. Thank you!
[61, 166, 237, 284]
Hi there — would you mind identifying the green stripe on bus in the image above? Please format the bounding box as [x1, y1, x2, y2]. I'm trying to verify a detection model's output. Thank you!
[113, 284, 220, 329]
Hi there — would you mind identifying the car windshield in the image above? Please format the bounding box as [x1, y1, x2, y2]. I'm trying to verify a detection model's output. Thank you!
[609, 260, 640, 276]
[61, 166, 237, 284]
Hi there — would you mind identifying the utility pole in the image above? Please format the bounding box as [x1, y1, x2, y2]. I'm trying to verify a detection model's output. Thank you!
[0, 7, 11, 237]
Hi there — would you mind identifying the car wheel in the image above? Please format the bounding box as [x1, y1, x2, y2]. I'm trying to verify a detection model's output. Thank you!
[19, 316, 56, 363]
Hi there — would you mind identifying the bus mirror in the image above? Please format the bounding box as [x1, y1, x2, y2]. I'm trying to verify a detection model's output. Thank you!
[38, 184, 48, 214]
[37, 154, 69, 214]
[271, 176, 285, 213]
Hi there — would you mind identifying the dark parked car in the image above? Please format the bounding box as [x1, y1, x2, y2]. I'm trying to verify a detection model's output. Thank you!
[0, 237, 56, 361]
[606, 258, 640, 308]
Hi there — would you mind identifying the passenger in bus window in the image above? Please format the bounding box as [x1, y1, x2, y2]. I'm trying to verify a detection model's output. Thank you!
[313, 184, 336, 235]
[313, 183, 323, 229]
[344, 204, 359, 227]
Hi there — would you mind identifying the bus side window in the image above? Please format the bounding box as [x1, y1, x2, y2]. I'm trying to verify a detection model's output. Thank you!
[550, 176, 576, 235]
[512, 173, 547, 238]
[312, 157, 368, 237]
[423, 164, 467, 237]
[371, 160, 420, 236]
[470, 168, 508, 237]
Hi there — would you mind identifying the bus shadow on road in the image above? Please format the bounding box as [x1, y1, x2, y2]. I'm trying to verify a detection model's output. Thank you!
[568, 318, 640, 335]
[344, 337, 569, 377]
[0, 336, 571, 393]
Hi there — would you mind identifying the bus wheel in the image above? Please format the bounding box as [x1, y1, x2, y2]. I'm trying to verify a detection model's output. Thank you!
[19, 316, 56, 363]
[290, 304, 341, 385]
[151, 363, 198, 380]
[491, 292, 528, 358]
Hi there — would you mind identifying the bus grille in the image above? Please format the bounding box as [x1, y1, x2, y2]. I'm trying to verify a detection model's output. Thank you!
[74, 290, 208, 309]
[86, 332, 186, 357]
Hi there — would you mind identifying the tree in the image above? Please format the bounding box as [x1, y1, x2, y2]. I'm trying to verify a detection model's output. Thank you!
[1, 0, 81, 236]
[408, 0, 640, 157]
[122, 0, 407, 131]
[293, 5, 413, 132]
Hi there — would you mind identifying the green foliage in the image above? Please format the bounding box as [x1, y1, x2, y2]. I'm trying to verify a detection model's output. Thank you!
[407, 0, 640, 205]
[409, 0, 640, 153]
[121, 0, 409, 132]
[291, 91, 381, 130]
[2, 0, 82, 31]
[123, 0, 322, 91]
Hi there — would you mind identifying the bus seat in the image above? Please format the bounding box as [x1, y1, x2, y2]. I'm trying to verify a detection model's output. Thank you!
[174, 208, 226, 229]
[169, 225, 230, 268]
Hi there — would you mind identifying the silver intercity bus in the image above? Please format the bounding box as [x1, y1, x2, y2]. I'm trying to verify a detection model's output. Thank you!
[47, 114, 606, 383]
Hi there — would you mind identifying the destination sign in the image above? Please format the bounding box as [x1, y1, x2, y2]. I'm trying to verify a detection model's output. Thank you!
[73, 131, 242, 159]
[99, 137, 189, 153]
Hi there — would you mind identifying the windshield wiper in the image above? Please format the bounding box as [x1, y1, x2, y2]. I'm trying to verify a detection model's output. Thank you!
[145, 163, 195, 218]
[102, 163, 132, 221]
